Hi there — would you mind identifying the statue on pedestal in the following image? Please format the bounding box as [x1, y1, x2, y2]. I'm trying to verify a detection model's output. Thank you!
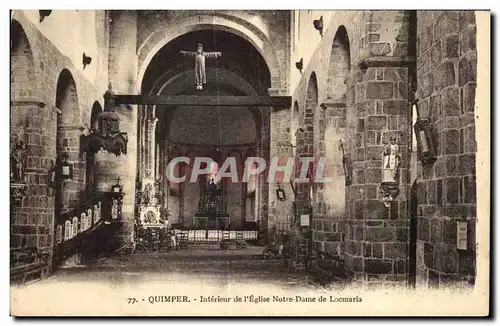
[382, 134, 401, 184]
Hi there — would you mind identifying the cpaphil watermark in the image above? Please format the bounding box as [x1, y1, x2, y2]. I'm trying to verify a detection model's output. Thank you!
[164, 156, 340, 184]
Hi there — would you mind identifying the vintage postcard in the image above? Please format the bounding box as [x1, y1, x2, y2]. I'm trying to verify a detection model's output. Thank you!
[9, 9, 490, 317]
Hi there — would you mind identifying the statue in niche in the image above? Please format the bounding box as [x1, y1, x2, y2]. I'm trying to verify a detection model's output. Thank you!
[382, 134, 401, 184]
[180, 43, 222, 90]
[142, 183, 155, 205]
[11, 139, 28, 183]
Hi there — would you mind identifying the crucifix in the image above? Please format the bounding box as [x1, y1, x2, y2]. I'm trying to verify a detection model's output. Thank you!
[180, 43, 222, 90]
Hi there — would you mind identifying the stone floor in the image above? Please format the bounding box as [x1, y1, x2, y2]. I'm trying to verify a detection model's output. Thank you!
[12, 244, 342, 315]
[49, 244, 310, 288]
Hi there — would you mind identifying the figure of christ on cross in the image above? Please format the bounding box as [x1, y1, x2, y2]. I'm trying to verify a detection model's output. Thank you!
[180, 43, 222, 90]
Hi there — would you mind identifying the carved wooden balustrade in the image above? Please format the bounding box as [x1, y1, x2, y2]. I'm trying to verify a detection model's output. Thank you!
[54, 191, 125, 265]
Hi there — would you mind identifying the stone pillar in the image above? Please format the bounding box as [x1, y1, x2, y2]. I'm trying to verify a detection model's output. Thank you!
[293, 126, 313, 271]
[163, 138, 170, 210]
[94, 10, 138, 252]
[344, 11, 411, 287]
[144, 116, 158, 182]
[11, 100, 57, 274]
[259, 108, 271, 243]
[137, 107, 146, 181]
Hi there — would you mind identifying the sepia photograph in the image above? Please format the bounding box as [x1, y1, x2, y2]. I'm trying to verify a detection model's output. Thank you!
[7, 6, 491, 317]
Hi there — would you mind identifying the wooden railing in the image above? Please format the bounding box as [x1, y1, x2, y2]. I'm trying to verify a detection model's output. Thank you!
[54, 191, 125, 262]
[55, 191, 124, 245]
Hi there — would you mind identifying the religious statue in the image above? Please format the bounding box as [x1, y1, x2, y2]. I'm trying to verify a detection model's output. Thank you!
[208, 178, 218, 199]
[11, 139, 28, 183]
[103, 83, 115, 112]
[340, 139, 353, 186]
[382, 134, 401, 184]
[180, 43, 222, 90]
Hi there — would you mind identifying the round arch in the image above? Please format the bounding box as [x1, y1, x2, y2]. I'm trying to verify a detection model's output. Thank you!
[55, 69, 79, 124]
[137, 15, 284, 92]
[11, 19, 38, 139]
[305, 72, 319, 131]
[290, 101, 300, 155]
[55, 68, 81, 213]
[326, 25, 351, 101]
[10, 19, 36, 101]
[90, 101, 102, 130]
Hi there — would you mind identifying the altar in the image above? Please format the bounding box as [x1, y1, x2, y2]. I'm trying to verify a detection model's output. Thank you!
[192, 214, 230, 229]
[192, 176, 231, 229]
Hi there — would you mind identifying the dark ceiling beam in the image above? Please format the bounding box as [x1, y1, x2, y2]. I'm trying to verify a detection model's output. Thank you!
[113, 95, 291, 108]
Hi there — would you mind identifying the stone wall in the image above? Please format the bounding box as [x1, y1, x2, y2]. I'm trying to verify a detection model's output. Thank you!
[10, 11, 109, 272]
[268, 109, 295, 234]
[283, 10, 413, 285]
[415, 11, 477, 288]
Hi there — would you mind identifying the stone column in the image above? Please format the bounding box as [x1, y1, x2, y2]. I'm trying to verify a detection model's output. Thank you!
[344, 11, 411, 287]
[259, 108, 271, 243]
[137, 107, 146, 181]
[143, 115, 158, 183]
[94, 10, 138, 252]
[163, 138, 170, 210]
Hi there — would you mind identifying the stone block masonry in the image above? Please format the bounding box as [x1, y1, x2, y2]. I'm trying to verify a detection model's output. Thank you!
[10, 11, 111, 273]
[415, 11, 477, 288]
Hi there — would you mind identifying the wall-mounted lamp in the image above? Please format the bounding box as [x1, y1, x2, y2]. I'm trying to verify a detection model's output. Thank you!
[320, 103, 328, 110]
[82, 53, 92, 70]
[380, 134, 401, 207]
[295, 58, 303, 74]
[48, 152, 73, 189]
[39, 10, 52, 23]
[313, 16, 324, 37]
[276, 183, 286, 202]
[413, 99, 437, 164]
[60, 152, 73, 180]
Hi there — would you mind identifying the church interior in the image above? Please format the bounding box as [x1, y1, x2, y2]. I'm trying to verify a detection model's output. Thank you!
[10, 10, 480, 290]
